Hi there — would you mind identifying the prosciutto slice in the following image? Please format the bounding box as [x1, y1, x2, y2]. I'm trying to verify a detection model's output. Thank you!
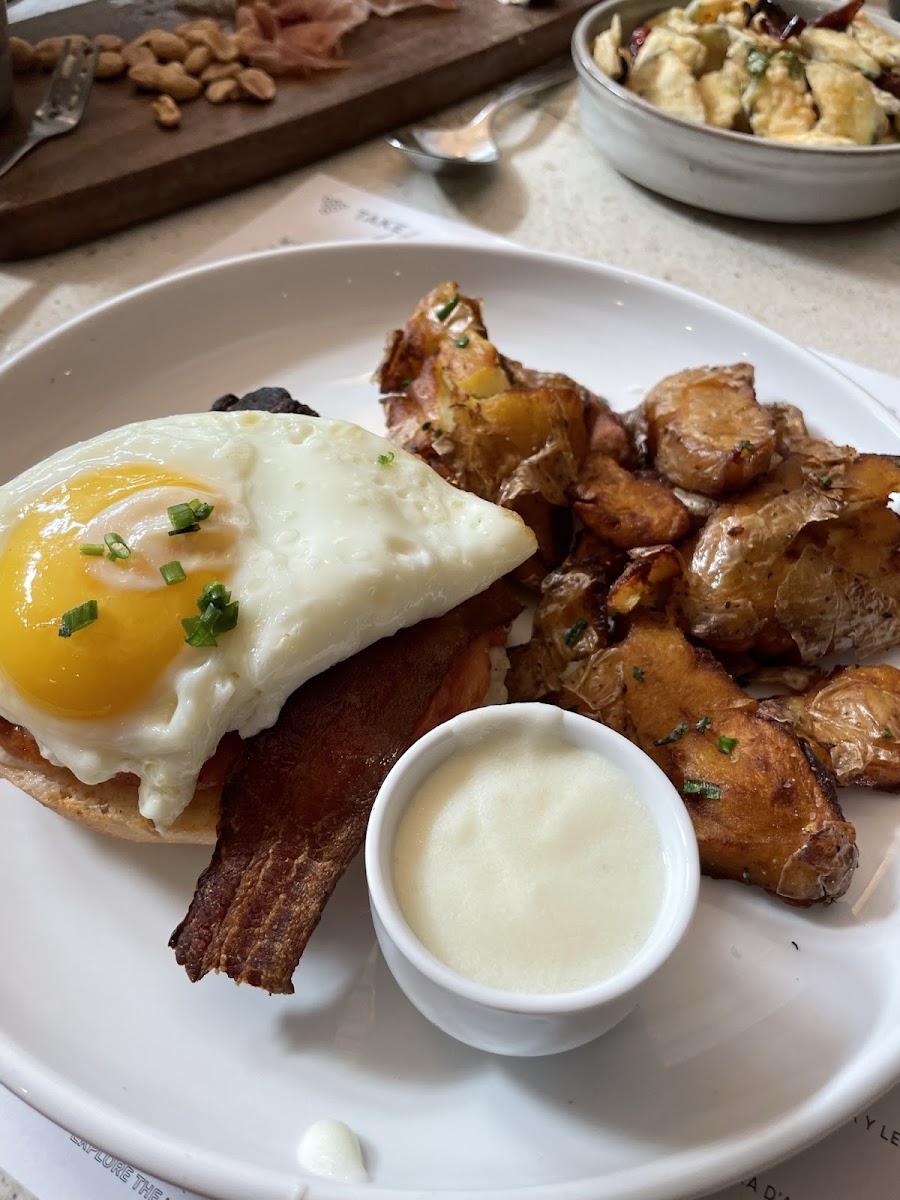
[235, 0, 458, 76]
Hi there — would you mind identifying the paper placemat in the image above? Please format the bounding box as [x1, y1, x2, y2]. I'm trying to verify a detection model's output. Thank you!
[2, 174, 898, 1200]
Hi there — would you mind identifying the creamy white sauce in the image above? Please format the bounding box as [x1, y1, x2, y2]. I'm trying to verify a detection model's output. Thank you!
[392, 725, 664, 994]
[297, 1119, 368, 1183]
[887, 492, 900, 517]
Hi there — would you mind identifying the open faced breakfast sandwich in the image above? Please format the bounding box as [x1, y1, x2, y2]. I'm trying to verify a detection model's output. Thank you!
[0, 385, 535, 993]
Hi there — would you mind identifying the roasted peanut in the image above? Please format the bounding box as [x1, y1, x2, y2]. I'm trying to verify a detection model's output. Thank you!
[187, 26, 238, 63]
[183, 44, 212, 75]
[205, 77, 240, 103]
[200, 60, 241, 83]
[158, 62, 203, 101]
[94, 33, 124, 52]
[152, 94, 181, 129]
[9, 36, 36, 73]
[94, 50, 127, 80]
[237, 67, 276, 102]
[146, 29, 189, 63]
[232, 29, 257, 59]
[129, 61, 163, 91]
[34, 36, 69, 70]
[176, 18, 220, 38]
[123, 41, 156, 69]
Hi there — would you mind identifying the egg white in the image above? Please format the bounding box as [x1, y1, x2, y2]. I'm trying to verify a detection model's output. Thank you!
[0, 411, 536, 829]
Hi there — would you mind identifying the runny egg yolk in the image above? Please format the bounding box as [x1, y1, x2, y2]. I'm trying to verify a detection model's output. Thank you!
[0, 465, 233, 720]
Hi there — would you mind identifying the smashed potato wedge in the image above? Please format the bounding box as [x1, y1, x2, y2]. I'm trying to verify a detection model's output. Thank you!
[615, 616, 858, 905]
[761, 665, 900, 790]
[378, 283, 627, 583]
[683, 453, 900, 661]
[643, 363, 777, 497]
[572, 453, 692, 548]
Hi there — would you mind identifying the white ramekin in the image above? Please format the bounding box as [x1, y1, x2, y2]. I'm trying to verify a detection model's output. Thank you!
[365, 703, 700, 1057]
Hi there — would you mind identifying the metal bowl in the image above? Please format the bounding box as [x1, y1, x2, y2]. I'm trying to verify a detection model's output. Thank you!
[572, 0, 900, 222]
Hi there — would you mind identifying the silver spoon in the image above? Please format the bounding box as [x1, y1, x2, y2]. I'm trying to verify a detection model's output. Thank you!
[385, 57, 575, 173]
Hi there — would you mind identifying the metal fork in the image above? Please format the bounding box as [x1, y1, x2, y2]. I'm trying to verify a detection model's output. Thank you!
[0, 39, 99, 180]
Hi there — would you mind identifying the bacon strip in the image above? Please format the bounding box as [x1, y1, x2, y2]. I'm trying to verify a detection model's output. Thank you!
[169, 581, 522, 994]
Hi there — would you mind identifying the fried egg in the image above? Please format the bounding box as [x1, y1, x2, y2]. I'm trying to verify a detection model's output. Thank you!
[0, 411, 536, 829]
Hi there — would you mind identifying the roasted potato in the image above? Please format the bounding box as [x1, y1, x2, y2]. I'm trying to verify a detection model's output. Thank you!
[643, 363, 777, 497]
[682, 453, 900, 661]
[507, 532, 624, 702]
[606, 544, 684, 615]
[376, 282, 488, 396]
[612, 616, 857, 905]
[761, 665, 900, 790]
[380, 282, 632, 583]
[571, 453, 692, 549]
[502, 356, 633, 467]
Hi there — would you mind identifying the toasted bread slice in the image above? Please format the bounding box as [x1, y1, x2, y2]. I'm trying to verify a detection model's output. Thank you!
[0, 754, 218, 844]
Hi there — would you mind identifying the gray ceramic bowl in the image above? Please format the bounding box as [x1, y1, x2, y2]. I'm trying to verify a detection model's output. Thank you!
[572, 0, 900, 222]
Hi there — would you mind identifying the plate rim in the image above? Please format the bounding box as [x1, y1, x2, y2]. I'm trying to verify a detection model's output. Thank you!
[1, 238, 899, 1200]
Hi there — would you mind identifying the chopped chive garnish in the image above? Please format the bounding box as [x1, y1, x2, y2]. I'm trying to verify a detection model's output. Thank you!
[432, 427, 445, 438]
[80, 543, 105, 557]
[182, 580, 239, 648]
[455, 336, 470, 348]
[160, 560, 186, 586]
[435, 295, 460, 321]
[189, 499, 214, 521]
[377, 451, 395, 466]
[104, 532, 131, 561]
[736, 439, 756, 454]
[654, 721, 689, 746]
[718, 735, 738, 754]
[818, 475, 833, 489]
[883, 728, 894, 740]
[400, 377, 413, 388]
[421, 421, 432, 431]
[168, 502, 198, 532]
[563, 619, 587, 647]
[682, 779, 721, 800]
[167, 499, 213, 535]
[58, 599, 98, 638]
[696, 716, 713, 732]
[632, 665, 645, 682]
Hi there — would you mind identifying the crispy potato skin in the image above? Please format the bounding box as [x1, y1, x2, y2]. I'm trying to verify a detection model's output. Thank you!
[683, 453, 900, 662]
[761, 665, 900, 791]
[571, 454, 692, 550]
[377, 282, 488, 396]
[614, 616, 857, 905]
[507, 533, 624, 702]
[379, 281, 641, 584]
[644, 363, 777, 497]
[607, 544, 684, 615]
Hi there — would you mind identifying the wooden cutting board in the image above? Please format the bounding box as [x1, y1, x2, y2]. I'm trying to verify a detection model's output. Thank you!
[0, 0, 594, 259]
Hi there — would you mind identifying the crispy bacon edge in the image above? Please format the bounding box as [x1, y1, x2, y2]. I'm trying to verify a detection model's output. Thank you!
[169, 580, 522, 993]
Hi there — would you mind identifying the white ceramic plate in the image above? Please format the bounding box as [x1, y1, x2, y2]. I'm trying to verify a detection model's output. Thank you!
[1, 242, 899, 1200]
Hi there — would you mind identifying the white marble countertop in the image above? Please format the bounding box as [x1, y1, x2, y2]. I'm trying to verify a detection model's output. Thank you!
[1, 5, 899, 1197]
